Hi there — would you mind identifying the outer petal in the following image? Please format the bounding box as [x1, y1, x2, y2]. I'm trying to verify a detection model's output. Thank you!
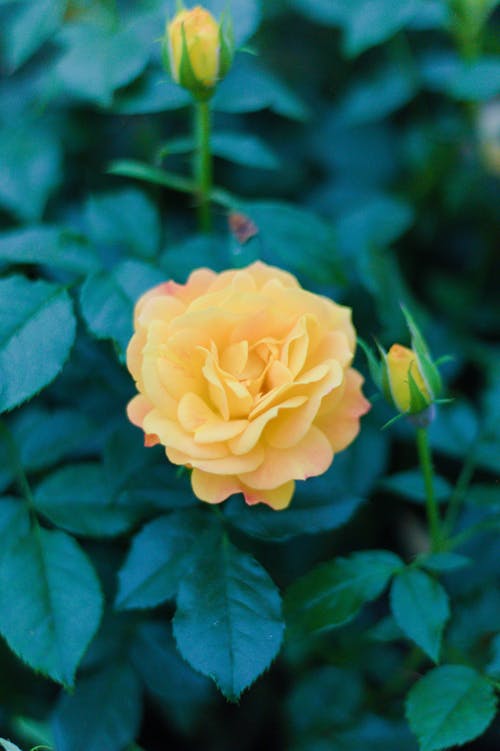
[239, 425, 333, 490]
[127, 395, 160, 447]
[191, 469, 241, 504]
[168, 444, 265, 475]
[144, 410, 228, 459]
[316, 369, 371, 452]
[242, 480, 295, 510]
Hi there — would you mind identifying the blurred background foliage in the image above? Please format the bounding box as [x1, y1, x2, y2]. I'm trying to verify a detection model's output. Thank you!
[0, 0, 499, 749]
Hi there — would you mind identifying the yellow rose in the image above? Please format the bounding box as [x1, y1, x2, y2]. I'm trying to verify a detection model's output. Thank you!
[386, 344, 431, 414]
[126, 262, 370, 510]
[165, 5, 233, 97]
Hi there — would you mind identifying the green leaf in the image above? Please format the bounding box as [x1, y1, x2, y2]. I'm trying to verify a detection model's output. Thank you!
[101, 424, 198, 512]
[285, 550, 402, 634]
[84, 189, 160, 260]
[3, 0, 65, 71]
[10, 405, 95, 474]
[34, 463, 142, 538]
[337, 195, 414, 260]
[0, 497, 31, 544]
[286, 666, 363, 735]
[107, 160, 196, 197]
[0, 124, 61, 221]
[340, 0, 419, 57]
[79, 260, 165, 358]
[130, 622, 212, 734]
[243, 200, 344, 284]
[487, 633, 500, 679]
[428, 403, 478, 459]
[465, 484, 500, 514]
[390, 568, 449, 662]
[55, 23, 149, 107]
[52, 662, 142, 751]
[336, 65, 417, 125]
[161, 234, 232, 282]
[225, 426, 386, 541]
[112, 69, 191, 114]
[0, 227, 100, 275]
[116, 512, 213, 609]
[290, 0, 347, 26]
[419, 553, 470, 573]
[214, 56, 309, 120]
[380, 470, 451, 504]
[0, 526, 103, 685]
[406, 665, 497, 751]
[224, 493, 363, 542]
[173, 531, 284, 700]
[0, 276, 76, 413]
[420, 52, 500, 101]
[211, 132, 280, 170]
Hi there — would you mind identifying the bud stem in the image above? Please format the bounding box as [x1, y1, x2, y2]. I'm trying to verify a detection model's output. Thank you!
[194, 100, 213, 232]
[416, 427, 442, 552]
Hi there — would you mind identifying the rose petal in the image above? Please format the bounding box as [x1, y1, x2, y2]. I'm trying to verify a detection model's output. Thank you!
[127, 394, 153, 428]
[191, 469, 241, 503]
[239, 425, 333, 490]
[168, 444, 265, 475]
[177, 392, 215, 431]
[144, 410, 228, 459]
[317, 369, 371, 452]
[229, 396, 307, 455]
[242, 480, 295, 510]
[127, 395, 160, 447]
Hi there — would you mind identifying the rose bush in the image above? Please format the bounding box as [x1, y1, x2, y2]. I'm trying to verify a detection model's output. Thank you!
[126, 261, 370, 510]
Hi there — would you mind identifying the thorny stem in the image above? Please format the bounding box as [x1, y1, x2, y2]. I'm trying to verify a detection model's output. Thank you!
[416, 427, 442, 552]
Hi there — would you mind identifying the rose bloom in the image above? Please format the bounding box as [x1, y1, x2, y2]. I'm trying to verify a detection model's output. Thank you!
[126, 262, 370, 510]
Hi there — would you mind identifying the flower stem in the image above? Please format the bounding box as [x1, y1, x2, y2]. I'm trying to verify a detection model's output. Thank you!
[416, 427, 442, 552]
[194, 99, 213, 233]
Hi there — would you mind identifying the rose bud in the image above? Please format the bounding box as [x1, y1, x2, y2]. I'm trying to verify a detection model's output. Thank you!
[163, 4, 234, 100]
[359, 306, 445, 423]
[385, 344, 432, 414]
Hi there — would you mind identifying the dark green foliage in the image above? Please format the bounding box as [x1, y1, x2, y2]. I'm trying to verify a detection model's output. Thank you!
[173, 529, 285, 700]
[0, 0, 498, 749]
[390, 568, 450, 662]
[406, 666, 498, 751]
[0, 527, 103, 686]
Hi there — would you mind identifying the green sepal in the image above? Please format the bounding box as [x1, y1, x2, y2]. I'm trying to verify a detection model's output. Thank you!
[160, 35, 171, 77]
[434, 354, 455, 367]
[401, 305, 443, 398]
[357, 337, 383, 390]
[218, 14, 235, 80]
[407, 364, 432, 414]
[381, 412, 406, 430]
[376, 341, 395, 408]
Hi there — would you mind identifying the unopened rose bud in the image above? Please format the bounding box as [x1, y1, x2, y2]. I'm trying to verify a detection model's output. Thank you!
[359, 306, 444, 424]
[163, 4, 234, 100]
[386, 344, 432, 415]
